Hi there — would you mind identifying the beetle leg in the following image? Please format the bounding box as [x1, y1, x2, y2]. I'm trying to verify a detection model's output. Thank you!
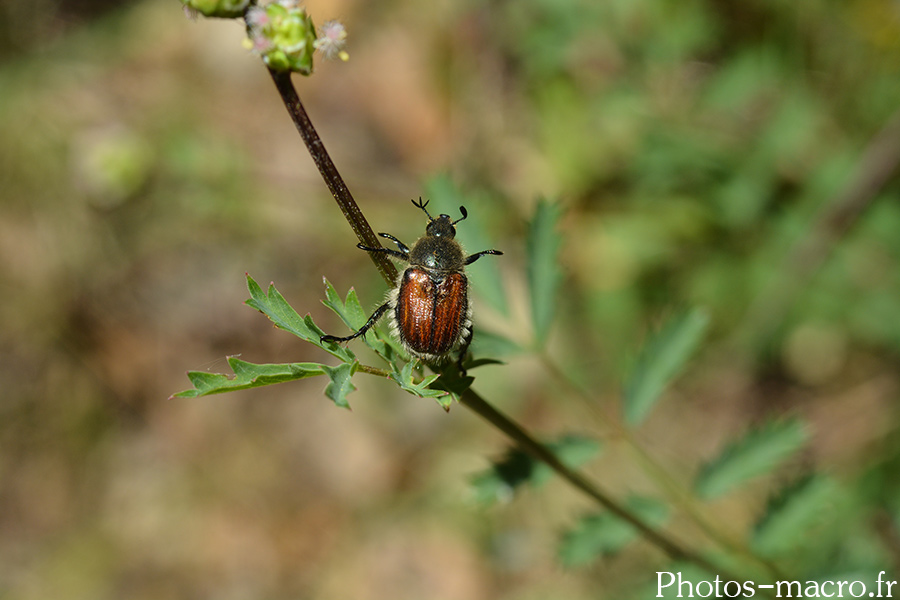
[356, 243, 408, 261]
[377, 233, 410, 255]
[320, 302, 391, 344]
[463, 249, 503, 265]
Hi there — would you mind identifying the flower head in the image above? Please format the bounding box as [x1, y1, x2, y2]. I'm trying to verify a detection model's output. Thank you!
[243, 2, 317, 73]
[314, 20, 349, 61]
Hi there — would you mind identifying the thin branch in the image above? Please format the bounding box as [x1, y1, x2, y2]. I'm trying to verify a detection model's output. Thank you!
[459, 388, 734, 575]
[267, 68, 397, 287]
[355, 364, 393, 377]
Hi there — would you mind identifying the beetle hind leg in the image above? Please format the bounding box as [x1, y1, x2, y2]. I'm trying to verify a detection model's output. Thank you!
[320, 302, 391, 344]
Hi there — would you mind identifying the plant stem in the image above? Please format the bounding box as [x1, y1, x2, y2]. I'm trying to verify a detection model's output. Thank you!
[355, 364, 392, 378]
[266, 66, 754, 585]
[460, 388, 727, 572]
[267, 68, 398, 287]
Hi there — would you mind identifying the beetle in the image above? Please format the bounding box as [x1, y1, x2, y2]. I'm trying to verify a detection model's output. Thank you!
[320, 198, 502, 372]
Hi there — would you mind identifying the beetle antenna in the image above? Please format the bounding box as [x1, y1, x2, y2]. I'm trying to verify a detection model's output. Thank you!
[411, 197, 433, 221]
[453, 206, 468, 225]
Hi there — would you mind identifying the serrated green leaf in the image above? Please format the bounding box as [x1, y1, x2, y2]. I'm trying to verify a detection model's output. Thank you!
[429, 361, 474, 402]
[322, 278, 367, 330]
[623, 309, 709, 425]
[752, 475, 845, 557]
[526, 199, 563, 345]
[559, 496, 669, 567]
[245, 274, 356, 361]
[470, 434, 601, 504]
[245, 274, 312, 339]
[172, 357, 325, 398]
[695, 419, 810, 499]
[321, 362, 358, 409]
[320, 279, 395, 362]
[389, 360, 451, 408]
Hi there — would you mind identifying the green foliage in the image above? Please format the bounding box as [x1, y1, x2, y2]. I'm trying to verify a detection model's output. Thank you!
[168, 0, 897, 584]
[320, 362, 357, 409]
[470, 435, 601, 504]
[526, 199, 564, 346]
[389, 361, 451, 409]
[623, 309, 709, 426]
[320, 278, 396, 361]
[9, 0, 900, 595]
[752, 475, 847, 558]
[172, 357, 325, 398]
[246, 274, 351, 360]
[695, 419, 810, 499]
[175, 274, 458, 408]
[559, 497, 669, 567]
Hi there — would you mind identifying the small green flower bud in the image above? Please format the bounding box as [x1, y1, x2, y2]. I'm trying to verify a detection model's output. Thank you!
[180, 0, 249, 19]
[245, 2, 318, 74]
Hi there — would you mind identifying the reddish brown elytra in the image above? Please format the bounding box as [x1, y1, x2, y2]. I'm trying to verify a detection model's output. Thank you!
[320, 198, 502, 373]
[396, 269, 468, 357]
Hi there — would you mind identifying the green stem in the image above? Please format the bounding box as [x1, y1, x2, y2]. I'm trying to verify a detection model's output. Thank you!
[356, 364, 392, 378]
[459, 387, 734, 575]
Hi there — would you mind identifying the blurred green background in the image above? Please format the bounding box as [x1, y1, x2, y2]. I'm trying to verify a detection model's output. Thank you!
[2, 0, 900, 598]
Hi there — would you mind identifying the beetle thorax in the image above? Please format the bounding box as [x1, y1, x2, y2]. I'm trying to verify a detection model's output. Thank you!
[408, 235, 465, 272]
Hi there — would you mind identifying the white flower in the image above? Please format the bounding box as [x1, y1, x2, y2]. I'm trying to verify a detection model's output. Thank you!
[314, 20, 349, 61]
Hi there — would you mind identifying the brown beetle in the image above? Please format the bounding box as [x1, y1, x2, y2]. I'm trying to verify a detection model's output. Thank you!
[321, 198, 502, 371]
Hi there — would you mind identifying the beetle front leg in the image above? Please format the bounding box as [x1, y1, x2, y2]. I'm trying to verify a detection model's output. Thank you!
[320, 302, 391, 344]
[378, 233, 410, 256]
[356, 243, 408, 262]
[464, 249, 503, 265]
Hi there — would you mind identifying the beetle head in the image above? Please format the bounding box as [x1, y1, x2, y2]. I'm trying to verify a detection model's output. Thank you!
[412, 197, 467, 239]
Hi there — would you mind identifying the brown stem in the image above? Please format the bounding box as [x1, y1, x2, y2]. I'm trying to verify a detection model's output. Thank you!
[266, 68, 397, 287]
